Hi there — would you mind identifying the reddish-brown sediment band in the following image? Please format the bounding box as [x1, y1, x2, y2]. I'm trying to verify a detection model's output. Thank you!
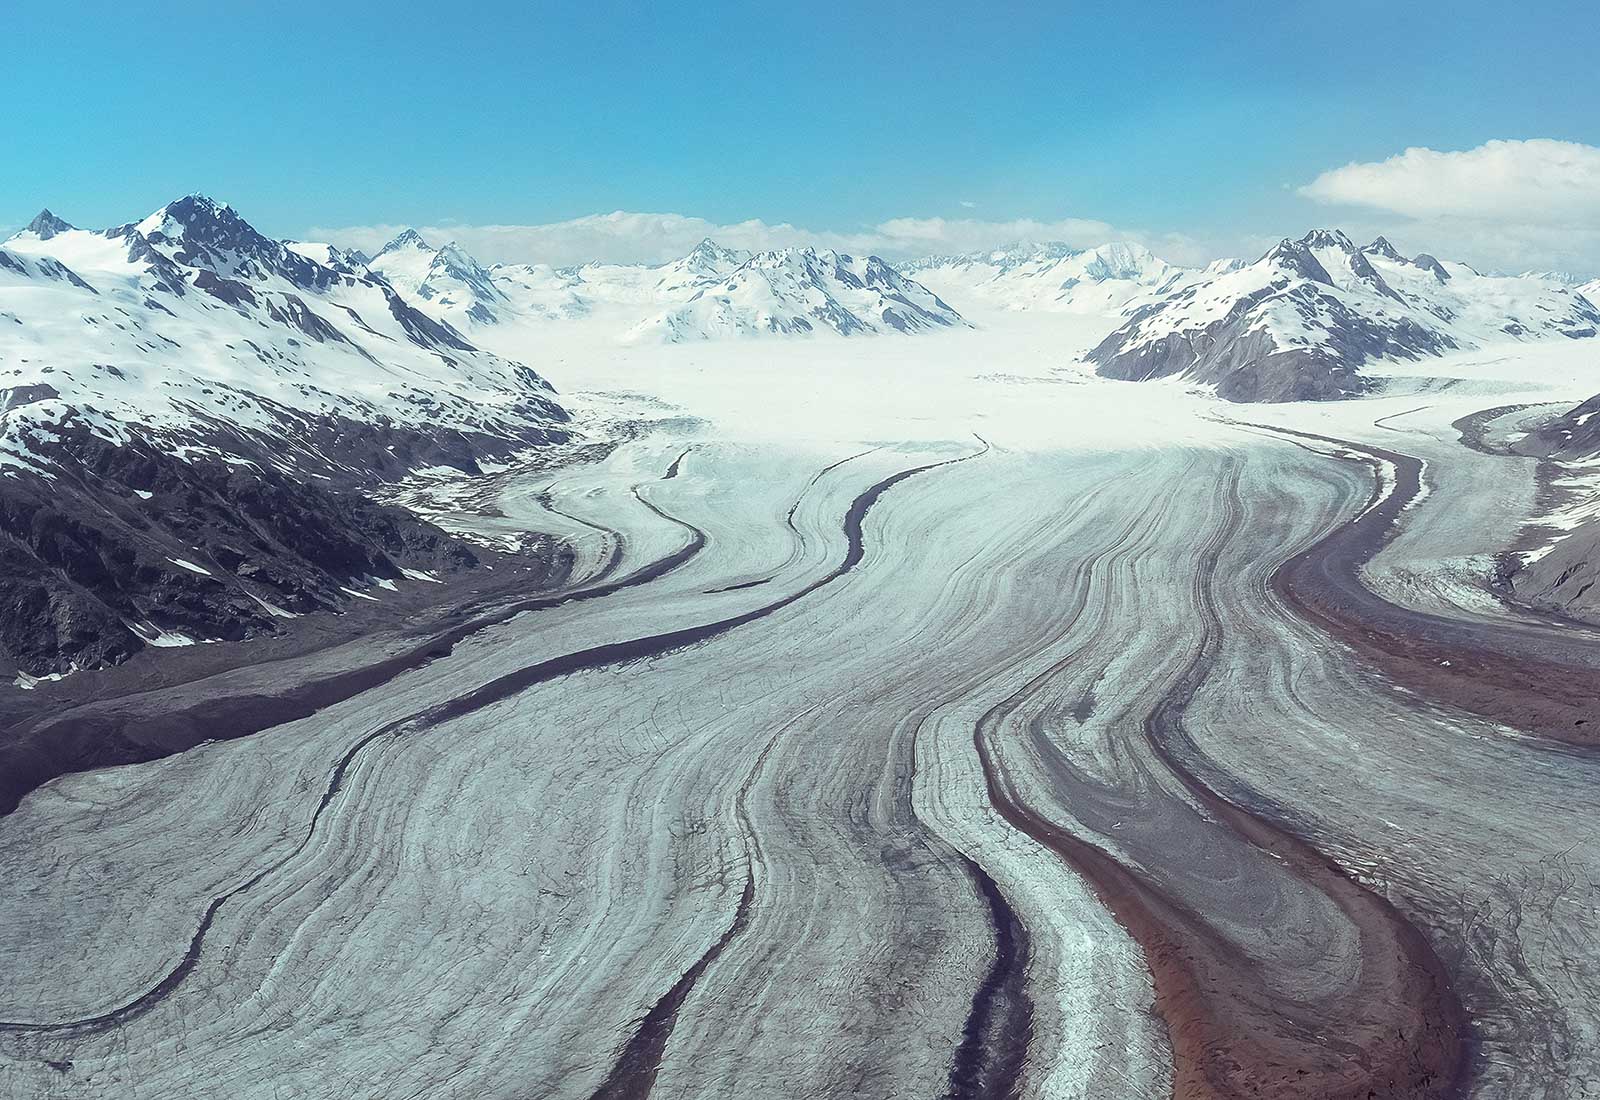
[1253, 422, 1600, 746]
[977, 756, 1463, 1099]
[975, 460, 1465, 1100]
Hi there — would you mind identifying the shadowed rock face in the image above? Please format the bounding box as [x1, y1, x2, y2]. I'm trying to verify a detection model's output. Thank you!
[1513, 393, 1600, 462]
[1502, 394, 1600, 624]
[23, 209, 74, 241]
[1507, 523, 1600, 625]
[0, 420, 484, 678]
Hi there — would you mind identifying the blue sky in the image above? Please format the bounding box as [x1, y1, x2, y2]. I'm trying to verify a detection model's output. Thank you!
[4, 0, 1598, 270]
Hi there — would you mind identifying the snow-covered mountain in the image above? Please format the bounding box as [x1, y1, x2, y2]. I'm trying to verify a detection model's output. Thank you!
[366, 228, 508, 325]
[359, 234, 962, 345]
[1581, 278, 1600, 308]
[360, 234, 734, 332]
[2, 195, 565, 480]
[0, 195, 570, 678]
[654, 238, 751, 296]
[901, 242, 1195, 317]
[1088, 229, 1600, 401]
[1517, 270, 1589, 287]
[628, 247, 965, 343]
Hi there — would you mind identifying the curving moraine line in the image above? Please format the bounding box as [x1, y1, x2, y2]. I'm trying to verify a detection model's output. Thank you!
[703, 446, 879, 595]
[0, 440, 988, 1042]
[535, 488, 625, 587]
[973, 457, 1465, 1100]
[586, 874, 756, 1100]
[0, 457, 711, 820]
[942, 859, 1032, 1100]
[1253, 422, 1600, 745]
[586, 703, 817, 1100]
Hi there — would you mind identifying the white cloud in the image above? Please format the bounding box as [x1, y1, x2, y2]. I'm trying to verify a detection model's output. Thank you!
[1298, 139, 1600, 274]
[305, 210, 1225, 268]
[1300, 139, 1600, 222]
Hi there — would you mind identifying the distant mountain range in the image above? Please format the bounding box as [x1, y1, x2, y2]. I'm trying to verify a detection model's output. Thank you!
[328, 224, 1600, 407]
[630, 247, 963, 341]
[362, 229, 965, 343]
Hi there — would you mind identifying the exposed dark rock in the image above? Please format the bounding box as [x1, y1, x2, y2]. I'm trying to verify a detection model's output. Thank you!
[1, 194, 573, 685]
[1089, 229, 1467, 401]
[23, 209, 74, 240]
[0, 418, 486, 678]
[1410, 253, 1452, 282]
[1494, 396, 1600, 624]
[1512, 393, 1600, 461]
[1090, 277, 1449, 401]
[1363, 236, 1406, 263]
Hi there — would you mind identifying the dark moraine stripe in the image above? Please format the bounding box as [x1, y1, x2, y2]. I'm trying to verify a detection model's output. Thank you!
[0, 441, 988, 1038]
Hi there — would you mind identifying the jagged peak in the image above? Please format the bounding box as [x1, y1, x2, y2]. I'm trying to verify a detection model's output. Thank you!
[1072, 241, 1162, 279]
[23, 209, 74, 240]
[985, 241, 1081, 264]
[1518, 270, 1586, 286]
[1203, 257, 1249, 276]
[745, 245, 832, 269]
[1363, 236, 1406, 262]
[686, 236, 734, 258]
[378, 228, 432, 256]
[1296, 228, 1359, 253]
[136, 193, 245, 238]
[433, 240, 483, 266]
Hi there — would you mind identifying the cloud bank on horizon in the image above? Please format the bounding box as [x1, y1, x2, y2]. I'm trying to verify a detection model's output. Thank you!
[307, 138, 1599, 277]
[1299, 138, 1600, 275]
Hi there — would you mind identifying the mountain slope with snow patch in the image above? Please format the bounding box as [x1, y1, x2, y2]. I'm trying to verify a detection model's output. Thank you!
[1088, 229, 1600, 401]
[0, 195, 571, 678]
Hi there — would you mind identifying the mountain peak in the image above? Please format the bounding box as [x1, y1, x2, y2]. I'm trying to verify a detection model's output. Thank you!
[1364, 236, 1406, 262]
[131, 195, 264, 252]
[434, 241, 478, 264]
[1519, 270, 1586, 286]
[1298, 228, 1358, 253]
[379, 228, 432, 256]
[23, 209, 74, 241]
[137, 193, 236, 232]
[1074, 241, 1160, 280]
[682, 237, 746, 267]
